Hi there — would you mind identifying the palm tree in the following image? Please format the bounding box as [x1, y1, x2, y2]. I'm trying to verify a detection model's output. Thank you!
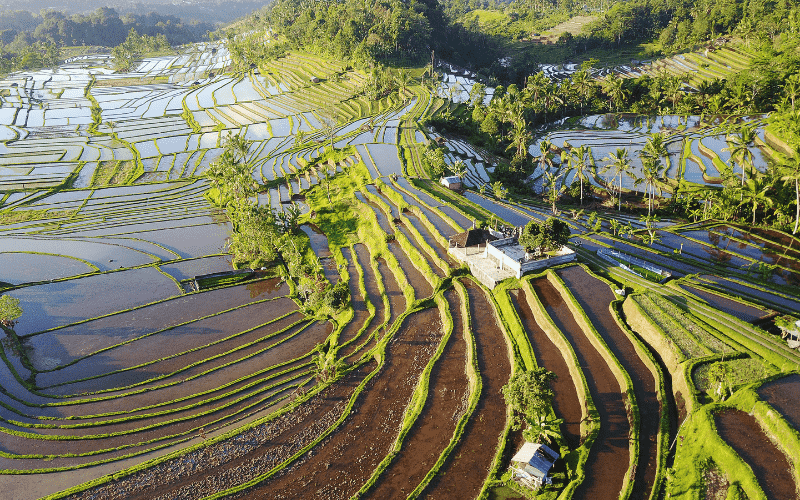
[601, 74, 628, 112]
[739, 176, 774, 225]
[568, 144, 593, 206]
[538, 139, 555, 174]
[543, 169, 567, 214]
[636, 155, 666, 216]
[507, 119, 532, 159]
[602, 148, 632, 211]
[450, 159, 468, 180]
[778, 145, 800, 234]
[571, 69, 593, 115]
[492, 181, 507, 200]
[722, 125, 756, 187]
[642, 132, 670, 173]
[395, 68, 412, 99]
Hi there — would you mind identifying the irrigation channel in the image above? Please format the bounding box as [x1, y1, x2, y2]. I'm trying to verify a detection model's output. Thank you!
[1, 34, 800, 500]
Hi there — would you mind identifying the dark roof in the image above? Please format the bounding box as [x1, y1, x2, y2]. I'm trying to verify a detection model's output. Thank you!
[450, 228, 495, 248]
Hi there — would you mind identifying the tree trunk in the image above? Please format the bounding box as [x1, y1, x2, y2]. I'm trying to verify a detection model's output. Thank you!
[619, 174, 623, 211]
[752, 202, 757, 225]
[795, 179, 799, 234]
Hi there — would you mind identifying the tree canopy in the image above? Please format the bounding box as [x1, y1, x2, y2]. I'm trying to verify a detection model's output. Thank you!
[518, 217, 571, 253]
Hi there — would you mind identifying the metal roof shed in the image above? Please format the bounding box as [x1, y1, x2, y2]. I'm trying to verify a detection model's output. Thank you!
[510, 442, 560, 488]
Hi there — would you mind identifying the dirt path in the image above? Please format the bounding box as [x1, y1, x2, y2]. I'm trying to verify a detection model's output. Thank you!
[715, 409, 797, 500]
[510, 288, 582, 447]
[531, 277, 629, 500]
[559, 266, 661, 500]
[757, 374, 800, 431]
[420, 279, 511, 500]
[364, 289, 469, 499]
[232, 306, 445, 499]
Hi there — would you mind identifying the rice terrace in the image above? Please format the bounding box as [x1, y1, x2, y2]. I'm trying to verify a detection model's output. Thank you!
[1, 0, 800, 499]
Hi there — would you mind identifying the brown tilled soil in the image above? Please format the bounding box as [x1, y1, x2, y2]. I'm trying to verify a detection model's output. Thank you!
[757, 374, 800, 431]
[233, 306, 445, 499]
[511, 288, 582, 448]
[714, 409, 797, 500]
[387, 240, 434, 298]
[532, 277, 629, 500]
[559, 266, 661, 500]
[66, 363, 373, 500]
[420, 279, 511, 500]
[363, 288, 470, 499]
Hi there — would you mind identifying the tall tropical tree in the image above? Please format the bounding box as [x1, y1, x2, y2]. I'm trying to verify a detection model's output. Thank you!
[450, 159, 467, 180]
[777, 145, 800, 234]
[601, 74, 628, 112]
[538, 139, 556, 174]
[568, 144, 593, 206]
[723, 125, 756, 187]
[635, 155, 666, 216]
[739, 176, 774, 225]
[543, 169, 567, 214]
[602, 148, 632, 211]
[507, 119, 532, 159]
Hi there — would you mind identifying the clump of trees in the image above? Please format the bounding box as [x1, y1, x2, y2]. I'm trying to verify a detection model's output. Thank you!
[112, 28, 170, 71]
[204, 132, 349, 316]
[502, 368, 563, 444]
[518, 217, 571, 254]
[259, 0, 446, 66]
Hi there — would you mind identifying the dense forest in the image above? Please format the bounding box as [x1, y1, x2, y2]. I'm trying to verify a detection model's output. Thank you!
[1, 0, 262, 24]
[0, 8, 213, 48]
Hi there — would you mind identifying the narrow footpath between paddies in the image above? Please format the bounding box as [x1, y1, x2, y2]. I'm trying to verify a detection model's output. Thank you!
[229, 306, 445, 499]
[559, 265, 662, 500]
[419, 278, 512, 500]
[363, 288, 470, 498]
[531, 276, 630, 500]
[714, 409, 798, 500]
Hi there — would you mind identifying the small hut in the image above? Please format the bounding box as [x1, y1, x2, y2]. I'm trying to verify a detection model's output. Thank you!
[310, 76, 320, 83]
[510, 442, 560, 489]
[777, 316, 800, 349]
[449, 228, 495, 248]
[440, 176, 462, 191]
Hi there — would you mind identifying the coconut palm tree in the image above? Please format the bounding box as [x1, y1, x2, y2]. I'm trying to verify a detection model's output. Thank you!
[538, 139, 556, 174]
[738, 176, 774, 225]
[543, 169, 567, 214]
[568, 144, 594, 206]
[507, 119, 532, 159]
[450, 159, 468, 180]
[602, 148, 633, 211]
[722, 125, 756, 187]
[601, 74, 628, 112]
[778, 145, 800, 234]
[636, 155, 666, 216]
